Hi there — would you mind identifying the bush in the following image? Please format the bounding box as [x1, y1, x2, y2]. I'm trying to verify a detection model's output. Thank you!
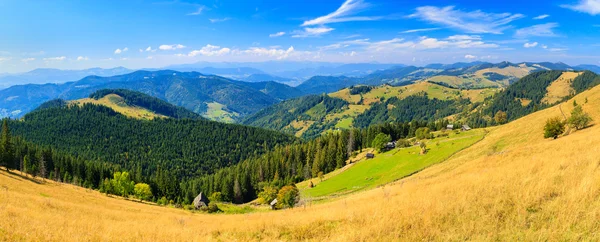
[257, 186, 278, 205]
[396, 139, 411, 148]
[133, 183, 153, 201]
[415, 127, 432, 140]
[567, 105, 592, 130]
[209, 192, 223, 202]
[276, 185, 300, 209]
[372, 133, 392, 152]
[544, 116, 565, 139]
[206, 203, 221, 213]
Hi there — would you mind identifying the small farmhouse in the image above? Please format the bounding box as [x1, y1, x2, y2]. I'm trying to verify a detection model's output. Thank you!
[193, 192, 210, 209]
[366, 153, 375, 159]
[384, 142, 396, 149]
[446, 124, 454, 130]
[462, 125, 472, 131]
[270, 198, 278, 210]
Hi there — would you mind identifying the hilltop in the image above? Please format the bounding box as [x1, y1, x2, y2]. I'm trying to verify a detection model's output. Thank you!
[2, 72, 600, 240]
[244, 70, 600, 138]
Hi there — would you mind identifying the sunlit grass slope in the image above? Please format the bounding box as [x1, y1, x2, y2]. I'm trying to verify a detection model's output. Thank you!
[301, 129, 486, 199]
[71, 94, 167, 120]
[2, 85, 600, 241]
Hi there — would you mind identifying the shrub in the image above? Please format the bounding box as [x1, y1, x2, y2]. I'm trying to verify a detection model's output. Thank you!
[567, 105, 592, 130]
[133, 183, 153, 201]
[494, 110, 507, 124]
[257, 186, 278, 205]
[209, 192, 223, 202]
[276, 185, 300, 209]
[544, 117, 565, 139]
[207, 203, 221, 213]
[372, 133, 392, 152]
[415, 127, 432, 140]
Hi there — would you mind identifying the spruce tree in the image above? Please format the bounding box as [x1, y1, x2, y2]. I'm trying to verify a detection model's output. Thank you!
[0, 119, 14, 171]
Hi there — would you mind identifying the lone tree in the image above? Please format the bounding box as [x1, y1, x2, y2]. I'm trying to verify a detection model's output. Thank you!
[372, 133, 391, 152]
[494, 110, 508, 125]
[567, 104, 592, 130]
[134, 183, 153, 201]
[544, 116, 565, 139]
[419, 142, 428, 155]
[0, 119, 14, 170]
[276, 185, 300, 209]
[415, 127, 432, 140]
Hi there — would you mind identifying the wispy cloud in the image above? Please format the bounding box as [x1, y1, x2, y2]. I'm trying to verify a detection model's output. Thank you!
[515, 23, 559, 38]
[114, 47, 128, 54]
[21, 58, 35, 63]
[187, 44, 231, 57]
[209, 17, 230, 23]
[0, 57, 12, 62]
[524, 42, 538, 48]
[464, 54, 477, 59]
[561, 0, 600, 15]
[400, 27, 441, 33]
[292, 27, 334, 38]
[145, 46, 156, 52]
[43, 56, 66, 61]
[269, 32, 286, 38]
[76, 56, 89, 61]
[533, 14, 550, 20]
[187, 6, 207, 16]
[301, 0, 380, 26]
[409, 6, 524, 34]
[159, 44, 186, 50]
[321, 35, 498, 53]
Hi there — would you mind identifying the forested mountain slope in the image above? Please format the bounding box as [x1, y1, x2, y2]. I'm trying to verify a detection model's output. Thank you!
[9, 103, 295, 187]
[244, 82, 498, 138]
[0, 70, 303, 122]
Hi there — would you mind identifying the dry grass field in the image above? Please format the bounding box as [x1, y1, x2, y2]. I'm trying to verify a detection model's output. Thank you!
[2, 85, 600, 241]
[542, 71, 581, 104]
[71, 94, 167, 120]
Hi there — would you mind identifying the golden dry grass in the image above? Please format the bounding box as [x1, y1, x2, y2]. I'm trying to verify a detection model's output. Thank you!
[542, 72, 581, 104]
[474, 66, 533, 79]
[3, 86, 600, 241]
[71, 94, 167, 120]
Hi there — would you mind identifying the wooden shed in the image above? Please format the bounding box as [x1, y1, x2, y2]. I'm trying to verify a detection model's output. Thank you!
[270, 198, 278, 210]
[366, 153, 375, 159]
[193, 192, 210, 209]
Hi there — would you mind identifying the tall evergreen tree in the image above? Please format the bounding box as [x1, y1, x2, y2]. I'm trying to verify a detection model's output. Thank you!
[1, 119, 14, 170]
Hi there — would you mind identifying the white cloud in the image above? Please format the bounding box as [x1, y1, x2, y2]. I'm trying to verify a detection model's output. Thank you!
[464, 54, 477, 59]
[145, 46, 156, 52]
[21, 58, 35, 63]
[515, 23, 559, 38]
[269, 32, 286, 38]
[242, 46, 295, 59]
[301, 0, 380, 26]
[524, 42, 538, 48]
[43, 56, 66, 61]
[409, 6, 524, 34]
[292, 27, 334, 38]
[541, 44, 548, 49]
[400, 28, 441, 33]
[147, 56, 153, 59]
[447, 35, 481, 41]
[0, 57, 11, 62]
[188, 44, 231, 57]
[187, 6, 207, 16]
[561, 0, 600, 15]
[548, 48, 568, 52]
[114, 47, 128, 54]
[533, 14, 550, 20]
[76, 56, 89, 61]
[209, 18, 230, 23]
[159, 44, 186, 51]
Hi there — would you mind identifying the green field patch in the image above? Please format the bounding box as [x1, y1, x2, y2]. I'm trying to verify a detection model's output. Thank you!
[204, 102, 239, 123]
[301, 129, 485, 199]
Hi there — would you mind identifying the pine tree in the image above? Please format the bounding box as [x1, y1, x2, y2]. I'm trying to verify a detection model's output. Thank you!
[233, 178, 243, 204]
[0, 119, 14, 171]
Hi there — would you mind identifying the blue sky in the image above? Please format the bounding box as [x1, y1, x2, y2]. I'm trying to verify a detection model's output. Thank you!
[0, 0, 599, 73]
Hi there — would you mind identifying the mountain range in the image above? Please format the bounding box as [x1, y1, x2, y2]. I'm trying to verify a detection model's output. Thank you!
[0, 67, 133, 89]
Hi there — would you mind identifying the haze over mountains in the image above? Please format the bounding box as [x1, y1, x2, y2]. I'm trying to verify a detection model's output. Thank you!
[1, 61, 599, 121]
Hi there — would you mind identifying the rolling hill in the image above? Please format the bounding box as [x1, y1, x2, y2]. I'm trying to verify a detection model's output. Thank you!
[3, 70, 600, 241]
[0, 70, 305, 122]
[66, 89, 203, 120]
[244, 81, 498, 138]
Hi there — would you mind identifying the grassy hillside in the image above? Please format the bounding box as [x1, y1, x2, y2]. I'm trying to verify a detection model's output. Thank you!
[72, 94, 167, 120]
[3, 82, 600, 240]
[300, 129, 486, 199]
[245, 82, 497, 138]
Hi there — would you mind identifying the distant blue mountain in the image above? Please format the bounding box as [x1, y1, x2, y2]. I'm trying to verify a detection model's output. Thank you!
[0, 67, 133, 89]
